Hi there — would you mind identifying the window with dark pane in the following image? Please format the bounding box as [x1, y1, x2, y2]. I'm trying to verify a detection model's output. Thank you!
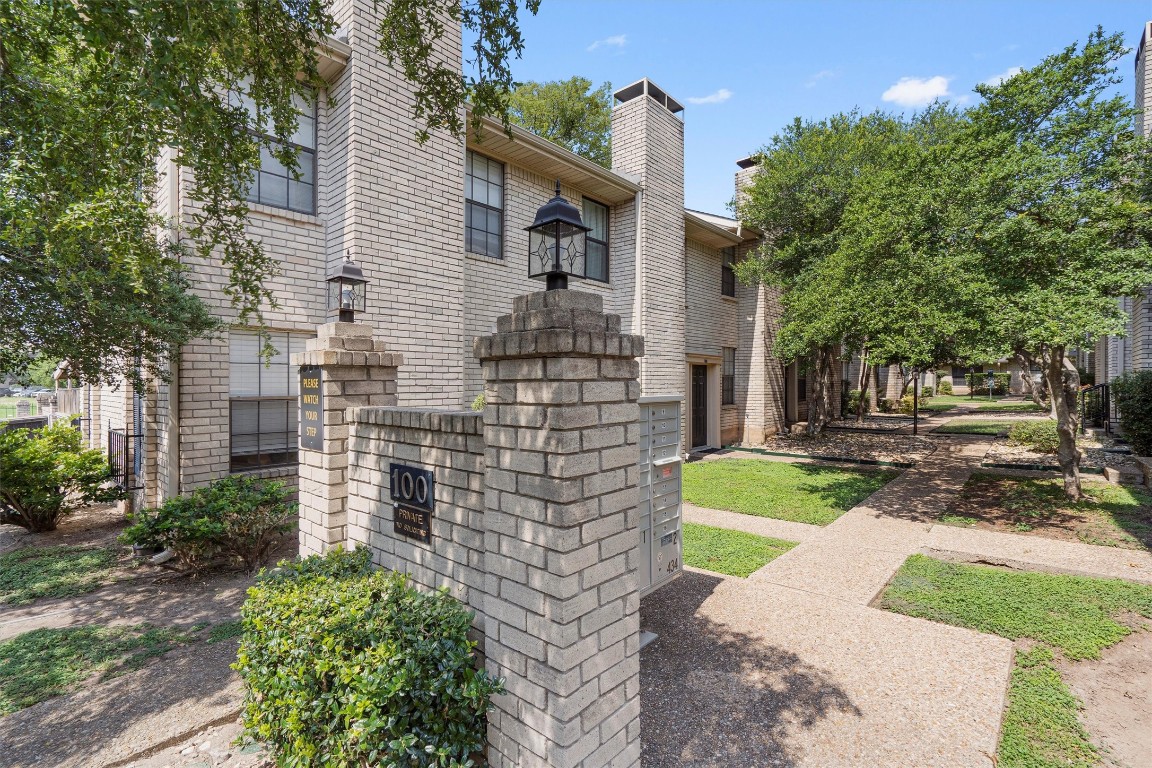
[229, 331, 302, 471]
[465, 150, 504, 258]
[722, 348, 736, 405]
[797, 363, 808, 403]
[234, 85, 317, 214]
[583, 198, 609, 282]
[722, 246, 736, 297]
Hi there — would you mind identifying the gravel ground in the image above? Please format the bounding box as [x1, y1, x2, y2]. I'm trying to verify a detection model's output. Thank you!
[985, 440, 1141, 471]
[827, 416, 913, 431]
[748, 432, 937, 464]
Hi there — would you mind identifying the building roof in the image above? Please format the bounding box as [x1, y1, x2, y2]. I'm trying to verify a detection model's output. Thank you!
[465, 110, 641, 206]
[684, 208, 759, 247]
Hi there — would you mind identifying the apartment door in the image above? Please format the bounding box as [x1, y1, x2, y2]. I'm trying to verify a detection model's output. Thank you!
[691, 365, 708, 448]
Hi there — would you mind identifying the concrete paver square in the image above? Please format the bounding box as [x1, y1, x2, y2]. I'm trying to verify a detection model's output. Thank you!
[683, 504, 825, 543]
[640, 571, 1013, 768]
[820, 512, 931, 552]
[749, 541, 916, 606]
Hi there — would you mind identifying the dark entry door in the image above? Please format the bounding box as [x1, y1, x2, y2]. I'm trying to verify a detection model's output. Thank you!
[691, 365, 708, 448]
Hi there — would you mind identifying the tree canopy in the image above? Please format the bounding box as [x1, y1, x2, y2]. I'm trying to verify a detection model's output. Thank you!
[1, 0, 540, 387]
[737, 26, 1152, 496]
[507, 76, 613, 167]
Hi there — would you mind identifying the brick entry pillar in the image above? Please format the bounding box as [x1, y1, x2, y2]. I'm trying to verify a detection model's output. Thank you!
[475, 290, 645, 768]
[292, 322, 401, 557]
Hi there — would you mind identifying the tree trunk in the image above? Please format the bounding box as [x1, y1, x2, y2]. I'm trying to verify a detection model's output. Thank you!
[1042, 344, 1083, 500]
[898, 364, 914, 398]
[1013, 349, 1043, 406]
[855, 351, 873, 424]
[806, 345, 835, 435]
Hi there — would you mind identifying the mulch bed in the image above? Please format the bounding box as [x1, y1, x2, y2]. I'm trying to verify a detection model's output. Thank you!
[827, 416, 913, 432]
[984, 440, 1141, 472]
[745, 431, 936, 465]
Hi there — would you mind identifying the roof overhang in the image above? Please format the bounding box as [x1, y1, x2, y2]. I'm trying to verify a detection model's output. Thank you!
[684, 210, 751, 248]
[316, 36, 352, 82]
[465, 111, 641, 206]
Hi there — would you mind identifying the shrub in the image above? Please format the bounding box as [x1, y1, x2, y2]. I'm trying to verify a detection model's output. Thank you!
[1113, 371, 1152, 456]
[846, 389, 871, 416]
[897, 395, 917, 415]
[121, 475, 294, 572]
[0, 422, 121, 532]
[921, 386, 934, 398]
[938, 378, 954, 395]
[236, 548, 502, 767]
[1008, 420, 1060, 454]
[966, 372, 1012, 396]
[470, 392, 485, 411]
[877, 398, 898, 414]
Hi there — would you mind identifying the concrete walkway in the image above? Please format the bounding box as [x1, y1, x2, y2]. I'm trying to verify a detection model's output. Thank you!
[652, 432, 1152, 767]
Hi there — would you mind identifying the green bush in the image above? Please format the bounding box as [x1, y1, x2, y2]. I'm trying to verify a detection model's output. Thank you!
[235, 548, 502, 768]
[1113, 370, 1152, 456]
[966, 371, 1012, 396]
[938, 377, 954, 395]
[846, 389, 871, 416]
[921, 386, 934, 398]
[470, 392, 485, 412]
[1007, 420, 1060, 454]
[0, 422, 121, 532]
[121, 475, 294, 572]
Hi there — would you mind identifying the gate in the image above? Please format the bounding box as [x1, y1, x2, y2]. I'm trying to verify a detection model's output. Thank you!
[108, 428, 143, 490]
[1080, 384, 1118, 435]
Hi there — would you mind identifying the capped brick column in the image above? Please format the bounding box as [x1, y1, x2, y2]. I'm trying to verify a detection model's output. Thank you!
[474, 290, 644, 768]
[292, 322, 401, 557]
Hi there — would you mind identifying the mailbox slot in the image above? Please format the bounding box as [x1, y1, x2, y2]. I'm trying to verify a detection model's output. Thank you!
[637, 396, 684, 597]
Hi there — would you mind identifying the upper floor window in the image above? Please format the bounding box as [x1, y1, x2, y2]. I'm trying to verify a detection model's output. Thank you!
[466, 151, 504, 258]
[229, 331, 304, 471]
[583, 199, 609, 282]
[722, 348, 736, 405]
[722, 246, 736, 297]
[235, 88, 317, 214]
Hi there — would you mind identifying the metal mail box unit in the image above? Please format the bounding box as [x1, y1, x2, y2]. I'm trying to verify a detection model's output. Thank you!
[637, 396, 684, 596]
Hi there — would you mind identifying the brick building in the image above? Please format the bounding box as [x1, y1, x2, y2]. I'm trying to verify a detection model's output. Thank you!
[80, 1, 798, 507]
[1096, 20, 1152, 386]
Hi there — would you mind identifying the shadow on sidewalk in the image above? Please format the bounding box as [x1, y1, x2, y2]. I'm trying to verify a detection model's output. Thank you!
[640, 571, 860, 767]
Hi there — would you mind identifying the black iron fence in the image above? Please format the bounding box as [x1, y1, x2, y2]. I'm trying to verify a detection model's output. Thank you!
[1080, 383, 1118, 435]
[108, 428, 143, 490]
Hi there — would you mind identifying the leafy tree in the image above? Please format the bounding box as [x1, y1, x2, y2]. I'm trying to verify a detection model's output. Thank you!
[1, 0, 540, 387]
[952, 28, 1152, 499]
[736, 111, 907, 431]
[508, 76, 612, 166]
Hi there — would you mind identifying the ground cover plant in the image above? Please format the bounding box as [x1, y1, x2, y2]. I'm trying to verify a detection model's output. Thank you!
[682, 459, 897, 525]
[682, 523, 797, 577]
[0, 624, 195, 715]
[942, 474, 1151, 550]
[933, 419, 1016, 436]
[880, 555, 1152, 767]
[236, 547, 502, 767]
[1007, 420, 1059, 453]
[0, 545, 123, 605]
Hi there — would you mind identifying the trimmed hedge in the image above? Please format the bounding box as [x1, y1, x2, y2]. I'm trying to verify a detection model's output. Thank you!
[966, 371, 1012, 396]
[235, 548, 502, 768]
[1113, 371, 1152, 456]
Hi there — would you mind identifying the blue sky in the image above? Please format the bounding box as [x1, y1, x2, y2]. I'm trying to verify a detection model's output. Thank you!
[500, 0, 1152, 215]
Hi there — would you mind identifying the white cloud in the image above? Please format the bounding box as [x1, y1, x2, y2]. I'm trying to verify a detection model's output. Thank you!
[586, 34, 626, 52]
[686, 88, 733, 105]
[953, 94, 974, 106]
[981, 66, 1023, 87]
[881, 76, 951, 107]
[805, 69, 838, 88]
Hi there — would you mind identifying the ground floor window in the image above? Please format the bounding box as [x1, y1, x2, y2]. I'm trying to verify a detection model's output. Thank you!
[229, 331, 305, 471]
[722, 348, 736, 405]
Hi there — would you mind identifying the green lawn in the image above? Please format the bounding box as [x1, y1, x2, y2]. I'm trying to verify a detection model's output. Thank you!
[0, 625, 195, 715]
[682, 459, 898, 526]
[933, 419, 1016, 436]
[880, 555, 1152, 767]
[923, 394, 1044, 413]
[682, 522, 797, 577]
[0, 546, 122, 606]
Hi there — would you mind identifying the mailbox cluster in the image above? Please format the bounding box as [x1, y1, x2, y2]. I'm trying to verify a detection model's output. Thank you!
[636, 396, 684, 595]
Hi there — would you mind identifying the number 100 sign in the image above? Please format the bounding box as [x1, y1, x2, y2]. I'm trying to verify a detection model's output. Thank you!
[389, 463, 434, 512]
